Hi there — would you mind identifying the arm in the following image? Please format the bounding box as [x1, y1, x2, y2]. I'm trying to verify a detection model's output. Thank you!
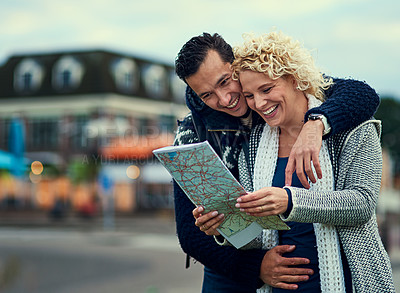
[306, 77, 380, 137]
[286, 78, 380, 187]
[174, 181, 266, 289]
[285, 120, 323, 188]
[242, 123, 381, 226]
[284, 122, 382, 226]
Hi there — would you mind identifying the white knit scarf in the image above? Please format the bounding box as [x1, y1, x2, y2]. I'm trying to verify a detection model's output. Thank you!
[254, 95, 346, 293]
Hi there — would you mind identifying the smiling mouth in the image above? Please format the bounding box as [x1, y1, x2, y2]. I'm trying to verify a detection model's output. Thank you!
[263, 105, 278, 116]
[226, 96, 240, 109]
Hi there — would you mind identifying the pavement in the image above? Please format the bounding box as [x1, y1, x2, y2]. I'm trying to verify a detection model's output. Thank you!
[0, 209, 399, 291]
[0, 209, 205, 293]
[0, 209, 176, 232]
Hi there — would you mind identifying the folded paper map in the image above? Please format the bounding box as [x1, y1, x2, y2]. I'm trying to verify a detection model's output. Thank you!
[153, 141, 289, 248]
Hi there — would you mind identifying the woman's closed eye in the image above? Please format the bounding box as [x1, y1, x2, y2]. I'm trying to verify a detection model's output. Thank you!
[263, 87, 273, 94]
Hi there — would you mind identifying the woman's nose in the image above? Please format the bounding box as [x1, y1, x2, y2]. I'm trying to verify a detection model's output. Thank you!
[254, 94, 267, 110]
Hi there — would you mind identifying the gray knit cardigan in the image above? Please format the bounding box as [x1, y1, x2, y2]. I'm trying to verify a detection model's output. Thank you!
[238, 120, 395, 292]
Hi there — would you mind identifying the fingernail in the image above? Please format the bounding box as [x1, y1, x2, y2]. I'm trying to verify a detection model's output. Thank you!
[237, 198, 242, 202]
[211, 211, 218, 216]
[218, 214, 224, 219]
[198, 206, 204, 212]
[235, 203, 240, 208]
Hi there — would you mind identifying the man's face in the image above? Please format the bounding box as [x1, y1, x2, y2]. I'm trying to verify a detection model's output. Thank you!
[185, 50, 249, 117]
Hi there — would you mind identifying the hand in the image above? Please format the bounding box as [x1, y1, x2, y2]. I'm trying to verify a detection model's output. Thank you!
[236, 187, 288, 217]
[193, 206, 224, 236]
[260, 245, 313, 290]
[285, 119, 324, 188]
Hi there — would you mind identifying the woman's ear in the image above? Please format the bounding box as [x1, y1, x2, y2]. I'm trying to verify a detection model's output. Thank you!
[286, 75, 298, 90]
[291, 76, 298, 89]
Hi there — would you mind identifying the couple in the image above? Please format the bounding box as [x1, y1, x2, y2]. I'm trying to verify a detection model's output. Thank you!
[173, 31, 394, 292]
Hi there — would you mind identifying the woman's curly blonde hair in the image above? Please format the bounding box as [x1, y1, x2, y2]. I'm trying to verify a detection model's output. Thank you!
[232, 31, 333, 101]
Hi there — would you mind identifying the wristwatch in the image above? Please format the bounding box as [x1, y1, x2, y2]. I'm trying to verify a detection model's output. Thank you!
[307, 113, 331, 136]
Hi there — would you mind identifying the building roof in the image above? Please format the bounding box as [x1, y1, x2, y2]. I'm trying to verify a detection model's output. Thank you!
[0, 49, 186, 104]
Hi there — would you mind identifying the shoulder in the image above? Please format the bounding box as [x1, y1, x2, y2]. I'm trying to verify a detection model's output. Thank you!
[336, 120, 380, 144]
[173, 113, 199, 146]
[344, 119, 381, 142]
[328, 120, 381, 156]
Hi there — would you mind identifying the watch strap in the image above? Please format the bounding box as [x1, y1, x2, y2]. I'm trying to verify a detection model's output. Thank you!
[308, 114, 331, 136]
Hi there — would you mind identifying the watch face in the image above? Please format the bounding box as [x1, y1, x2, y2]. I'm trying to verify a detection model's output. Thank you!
[309, 114, 322, 120]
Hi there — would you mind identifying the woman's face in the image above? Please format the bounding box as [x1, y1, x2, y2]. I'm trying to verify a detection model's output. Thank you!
[239, 70, 307, 129]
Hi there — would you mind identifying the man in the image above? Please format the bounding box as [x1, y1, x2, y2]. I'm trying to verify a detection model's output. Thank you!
[173, 32, 379, 292]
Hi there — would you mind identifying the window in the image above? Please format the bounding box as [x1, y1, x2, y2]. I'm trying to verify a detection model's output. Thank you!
[142, 64, 167, 99]
[14, 58, 44, 93]
[111, 58, 138, 94]
[27, 118, 59, 150]
[52, 56, 84, 91]
[69, 115, 89, 150]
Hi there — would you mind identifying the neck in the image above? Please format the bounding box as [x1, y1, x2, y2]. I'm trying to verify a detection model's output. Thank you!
[278, 92, 308, 142]
[279, 121, 301, 139]
[239, 107, 252, 118]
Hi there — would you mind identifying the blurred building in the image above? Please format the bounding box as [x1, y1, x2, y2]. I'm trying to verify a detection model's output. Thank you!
[379, 148, 400, 252]
[0, 49, 188, 214]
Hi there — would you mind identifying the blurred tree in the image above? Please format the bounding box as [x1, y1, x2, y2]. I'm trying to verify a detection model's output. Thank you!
[374, 96, 400, 175]
[68, 155, 99, 185]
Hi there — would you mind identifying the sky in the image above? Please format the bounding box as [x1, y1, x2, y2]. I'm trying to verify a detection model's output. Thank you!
[1, 0, 399, 98]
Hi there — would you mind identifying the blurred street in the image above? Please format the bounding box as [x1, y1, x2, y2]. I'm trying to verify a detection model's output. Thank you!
[0, 212, 203, 293]
[0, 211, 399, 292]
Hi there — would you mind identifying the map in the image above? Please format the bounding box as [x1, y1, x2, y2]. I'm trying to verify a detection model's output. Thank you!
[153, 141, 289, 248]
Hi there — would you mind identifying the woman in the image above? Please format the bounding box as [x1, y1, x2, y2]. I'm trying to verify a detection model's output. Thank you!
[198, 31, 394, 292]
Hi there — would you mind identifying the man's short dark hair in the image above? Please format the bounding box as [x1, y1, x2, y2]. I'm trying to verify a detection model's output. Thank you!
[175, 33, 234, 83]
